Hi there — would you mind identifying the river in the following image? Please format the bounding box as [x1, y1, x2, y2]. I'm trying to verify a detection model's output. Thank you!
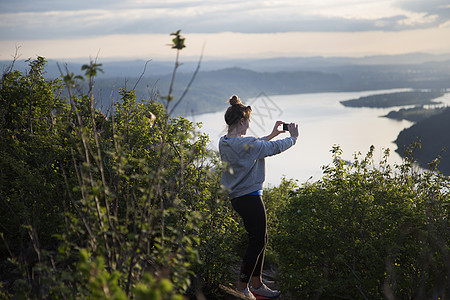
[189, 89, 450, 186]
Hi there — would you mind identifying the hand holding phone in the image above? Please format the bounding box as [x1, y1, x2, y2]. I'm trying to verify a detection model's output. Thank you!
[282, 122, 299, 138]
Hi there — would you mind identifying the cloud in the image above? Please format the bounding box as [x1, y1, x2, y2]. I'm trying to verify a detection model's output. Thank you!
[396, 0, 450, 25]
[1, 0, 449, 41]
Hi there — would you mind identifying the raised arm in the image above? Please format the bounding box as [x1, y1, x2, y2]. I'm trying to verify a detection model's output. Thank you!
[261, 121, 285, 141]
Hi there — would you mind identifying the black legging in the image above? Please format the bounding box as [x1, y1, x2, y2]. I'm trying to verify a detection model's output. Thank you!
[231, 194, 268, 283]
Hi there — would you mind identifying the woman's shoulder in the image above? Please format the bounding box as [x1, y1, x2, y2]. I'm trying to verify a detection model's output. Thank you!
[237, 136, 262, 146]
[220, 135, 258, 142]
[242, 136, 259, 141]
[219, 136, 260, 149]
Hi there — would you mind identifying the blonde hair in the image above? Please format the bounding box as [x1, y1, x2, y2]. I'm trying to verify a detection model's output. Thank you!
[224, 95, 252, 127]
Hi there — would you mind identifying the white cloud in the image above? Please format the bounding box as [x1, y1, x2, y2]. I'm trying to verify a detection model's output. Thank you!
[312, 1, 400, 20]
[398, 12, 438, 26]
[1, 0, 449, 43]
[439, 20, 450, 28]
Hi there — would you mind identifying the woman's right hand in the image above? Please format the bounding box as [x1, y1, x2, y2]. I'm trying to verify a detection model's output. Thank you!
[287, 123, 299, 138]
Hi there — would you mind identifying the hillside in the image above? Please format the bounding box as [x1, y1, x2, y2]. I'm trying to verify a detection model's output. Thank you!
[3, 52, 450, 77]
[340, 91, 444, 108]
[92, 68, 346, 115]
[90, 61, 450, 115]
[395, 107, 450, 175]
[383, 106, 447, 122]
[3, 53, 450, 115]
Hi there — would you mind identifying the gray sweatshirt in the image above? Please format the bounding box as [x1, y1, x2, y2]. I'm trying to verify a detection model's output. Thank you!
[219, 135, 297, 199]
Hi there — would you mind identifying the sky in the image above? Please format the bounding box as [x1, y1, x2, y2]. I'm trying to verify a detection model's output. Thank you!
[1, 0, 450, 62]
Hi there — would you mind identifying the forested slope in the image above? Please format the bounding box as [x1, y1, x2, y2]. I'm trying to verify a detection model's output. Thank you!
[396, 107, 450, 175]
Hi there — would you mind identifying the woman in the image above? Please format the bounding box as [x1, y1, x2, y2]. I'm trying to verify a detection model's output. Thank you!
[219, 95, 299, 299]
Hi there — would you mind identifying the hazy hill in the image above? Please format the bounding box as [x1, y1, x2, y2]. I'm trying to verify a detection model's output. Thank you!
[395, 107, 450, 175]
[2, 52, 450, 77]
[2, 53, 450, 115]
[91, 58, 450, 115]
[340, 91, 444, 108]
[91, 67, 345, 115]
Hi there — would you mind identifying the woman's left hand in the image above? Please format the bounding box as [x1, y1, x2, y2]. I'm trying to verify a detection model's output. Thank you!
[263, 121, 284, 141]
[272, 120, 285, 136]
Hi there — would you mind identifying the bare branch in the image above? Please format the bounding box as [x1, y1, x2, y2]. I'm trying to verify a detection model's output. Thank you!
[133, 59, 152, 90]
[168, 43, 205, 116]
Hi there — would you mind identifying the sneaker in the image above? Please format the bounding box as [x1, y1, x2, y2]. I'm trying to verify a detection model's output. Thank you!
[250, 283, 280, 298]
[242, 287, 257, 300]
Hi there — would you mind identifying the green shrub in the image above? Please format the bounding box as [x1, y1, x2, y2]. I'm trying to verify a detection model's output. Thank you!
[0, 32, 240, 299]
[275, 146, 449, 299]
[263, 177, 299, 267]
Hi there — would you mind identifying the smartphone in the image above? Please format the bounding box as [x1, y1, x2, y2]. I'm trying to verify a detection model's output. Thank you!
[283, 123, 289, 131]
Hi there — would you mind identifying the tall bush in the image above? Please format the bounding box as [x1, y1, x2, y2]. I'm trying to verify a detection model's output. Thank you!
[0, 32, 240, 299]
[274, 145, 449, 299]
[0, 56, 69, 284]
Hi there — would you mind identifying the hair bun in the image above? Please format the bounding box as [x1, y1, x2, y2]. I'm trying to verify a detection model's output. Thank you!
[228, 95, 242, 106]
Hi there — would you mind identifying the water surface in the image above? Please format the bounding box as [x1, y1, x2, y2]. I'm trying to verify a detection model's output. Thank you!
[191, 90, 450, 186]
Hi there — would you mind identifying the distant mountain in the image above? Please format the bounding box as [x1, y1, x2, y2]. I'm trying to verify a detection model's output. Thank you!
[0, 59, 178, 78]
[2, 53, 450, 115]
[395, 107, 450, 175]
[91, 67, 346, 115]
[2, 52, 450, 78]
[340, 91, 444, 108]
